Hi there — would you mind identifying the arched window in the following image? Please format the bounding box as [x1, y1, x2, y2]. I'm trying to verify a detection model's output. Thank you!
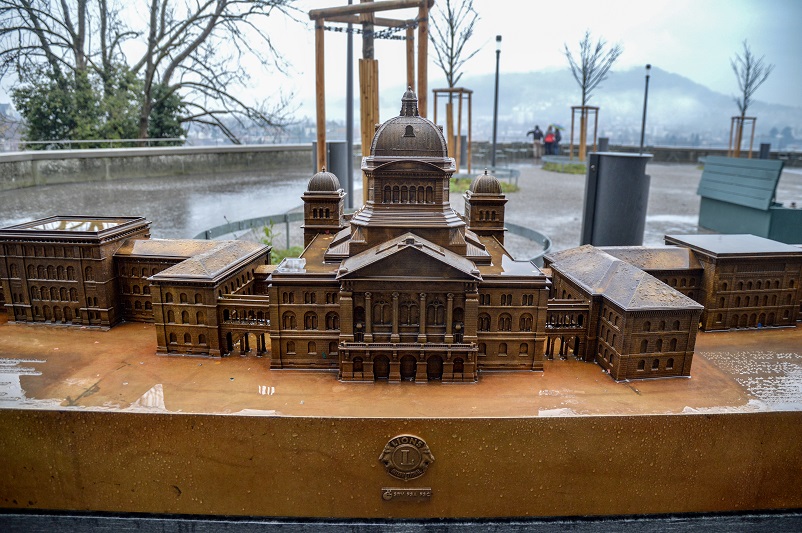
[195, 293, 203, 304]
[169, 333, 177, 343]
[326, 312, 339, 330]
[643, 321, 651, 332]
[427, 300, 445, 325]
[640, 339, 648, 353]
[199, 334, 207, 345]
[135, 300, 142, 310]
[659, 320, 666, 331]
[143, 285, 150, 295]
[287, 341, 296, 353]
[519, 314, 533, 331]
[31, 287, 39, 299]
[283, 312, 296, 329]
[27, 264, 34, 278]
[656, 338, 663, 352]
[670, 338, 678, 351]
[308, 341, 316, 354]
[498, 313, 512, 331]
[304, 312, 318, 330]
[666, 358, 674, 369]
[519, 343, 529, 355]
[374, 300, 391, 324]
[353, 357, 364, 372]
[478, 343, 486, 355]
[498, 342, 507, 355]
[196, 311, 205, 324]
[453, 358, 464, 373]
[180, 293, 188, 303]
[167, 310, 175, 323]
[184, 333, 192, 344]
[673, 320, 680, 331]
[84, 266, 94, 281]
[638, 360, 645, 371]
[181, 311, 189, 324]
[165, 292, 174, 303]
[133, 285, 141, 295]
[47, 265, 55, 279]
[145, 301, 152, 311]
[478, 314, 491, 331]
[652, 359, 660, 370]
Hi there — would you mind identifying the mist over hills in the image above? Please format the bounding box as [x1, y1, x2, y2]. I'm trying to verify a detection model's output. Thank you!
[372, 66, 802, 148]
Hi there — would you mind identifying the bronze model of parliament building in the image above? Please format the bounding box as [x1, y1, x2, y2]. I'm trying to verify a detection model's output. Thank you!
[1, 91, 801, 383]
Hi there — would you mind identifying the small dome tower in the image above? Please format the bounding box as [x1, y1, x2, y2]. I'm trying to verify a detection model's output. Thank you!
[302, 168, 346, 248]
[464, 169, 508, 244]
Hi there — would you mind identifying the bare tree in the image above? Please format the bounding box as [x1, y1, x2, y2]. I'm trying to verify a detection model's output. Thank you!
[0, 0, 296, 143]
[429, 0, 480, 89]
[731, 40, 774, 118]
[429, 0, 479, 169]
[564, 30, 622, 107]
[564, 30, 622, 160]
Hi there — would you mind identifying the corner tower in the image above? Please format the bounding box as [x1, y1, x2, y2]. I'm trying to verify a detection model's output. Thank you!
[302, 168, 346, 248]
[464, 169, 508, 244]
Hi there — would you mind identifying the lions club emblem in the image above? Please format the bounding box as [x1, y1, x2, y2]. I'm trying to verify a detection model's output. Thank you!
[379, 434, 434, 481]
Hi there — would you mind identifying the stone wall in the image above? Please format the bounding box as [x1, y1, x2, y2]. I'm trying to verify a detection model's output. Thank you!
[0, 144, 312, 191]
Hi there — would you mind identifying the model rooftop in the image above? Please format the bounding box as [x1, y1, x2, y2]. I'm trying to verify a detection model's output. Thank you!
[665, 234, 802, 256]
[1, 216, 145, 233]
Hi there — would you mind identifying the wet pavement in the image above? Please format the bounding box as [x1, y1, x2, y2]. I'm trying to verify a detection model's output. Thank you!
[2, 160, 800, 258]
[1, 312, 800, 417]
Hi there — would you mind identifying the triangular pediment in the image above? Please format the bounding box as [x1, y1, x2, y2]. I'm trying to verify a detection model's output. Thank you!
[336, 233, 481, 280]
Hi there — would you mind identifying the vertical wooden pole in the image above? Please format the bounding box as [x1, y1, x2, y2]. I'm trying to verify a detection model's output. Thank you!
[433, 91, 438, 125]
[406, 26, 415, 91]
[467, 92, 472, 173]
[417, 2, 428, 117]
[315, 21, 326, 172]
[569, 108, 575, 161]
[748, 118, 756, 159]
[446, 101, 454, 158]
[728, 117, 735, 157]
[593, 108, 599, 153]
[456, 91, 464, 172]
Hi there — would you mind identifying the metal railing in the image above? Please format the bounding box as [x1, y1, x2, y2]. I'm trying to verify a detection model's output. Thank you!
[17, 138, 186, 150]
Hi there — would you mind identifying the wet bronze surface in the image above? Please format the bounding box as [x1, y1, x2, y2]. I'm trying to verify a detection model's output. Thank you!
[2, 312, 802, 518]
[1, 312, 801, 415]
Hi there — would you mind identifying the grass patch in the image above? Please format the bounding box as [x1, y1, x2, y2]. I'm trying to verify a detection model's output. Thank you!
[542, 162, 587, 174]
[271, 246, 305, 264]
[450, 177, 520, 194]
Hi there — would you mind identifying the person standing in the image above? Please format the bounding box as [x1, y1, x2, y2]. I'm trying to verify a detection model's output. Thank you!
[527, 125, 544, 160]
[544, 126, 555, 156]
[553, 127, 562, 156]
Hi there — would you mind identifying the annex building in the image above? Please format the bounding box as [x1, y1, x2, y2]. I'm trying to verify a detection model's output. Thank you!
[2, 91, 801, 383]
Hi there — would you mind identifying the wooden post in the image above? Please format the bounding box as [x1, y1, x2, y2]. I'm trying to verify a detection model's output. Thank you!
[456, 91, 463, 172]
[579, 107, 587, 161]
[315, 21, 326, 172]
[593, 108, 599, 153]
[406, 26, 415, 90]
[728, 117, 736, 157]
[360, 58, 379, 202]
[467, 91, 472, 173]
[417, 1, 428, 117]
[446, 101, 454, 159]
[748, 118, 756, 159]
[569, 108, 576, 161]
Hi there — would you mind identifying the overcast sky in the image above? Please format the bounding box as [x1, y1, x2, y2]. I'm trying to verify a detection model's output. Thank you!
[269, 0, 801, 119]
[3, 0, 800, 123]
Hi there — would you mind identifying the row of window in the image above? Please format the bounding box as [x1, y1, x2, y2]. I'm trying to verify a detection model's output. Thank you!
[382, 185, 435, 204]
[16, 264, 79, 281]
[479, 293, 536, 306]
[168, 333, 208, 345]
[717, 311, 790, 327]
[477, 313, 534, 332]
[600, 350, 675, 372]
[122, 284, 151, 295]
[476, 210, 499, 222]
[661, 277, 697, 288]
[166, 310, 207, 324]
[547, 313, 585, 327]
[11, 245, 86, 258]
[310, 207, 333, 219]
[721, 294, 793, 308]
[477, 342, 529, 356]
[32, 305, 99, 322]
[639, 338, 680, 353]
[119, 265, 161, 278]
[285, 340, 339, 356]
[30, 286, 79, 302]
[280, 291, 339, 305]
[721, 279, 795, 291]
[641, 320, 683, 332]
[282, 311, 339, 330]
[165, 292, 203, 304]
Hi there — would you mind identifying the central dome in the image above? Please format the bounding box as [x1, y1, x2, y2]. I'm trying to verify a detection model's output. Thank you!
[370, 88, 448, 159]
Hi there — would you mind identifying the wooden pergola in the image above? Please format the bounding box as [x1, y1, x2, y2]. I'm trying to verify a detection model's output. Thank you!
[433, 87, 472, 173]
[309, 0, 433, 182]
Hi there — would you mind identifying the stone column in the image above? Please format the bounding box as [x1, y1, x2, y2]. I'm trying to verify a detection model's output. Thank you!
[339, 288, 354, 343]
[391, 292, 400, 343]
[445, 293, 454, 344]
[364, 292, 373, 343]
[417, 292, 427, 343]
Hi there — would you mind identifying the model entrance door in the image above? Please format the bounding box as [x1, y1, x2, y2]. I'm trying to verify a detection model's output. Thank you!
[400, 355, 417, 381]
[373, 355, 390, 380]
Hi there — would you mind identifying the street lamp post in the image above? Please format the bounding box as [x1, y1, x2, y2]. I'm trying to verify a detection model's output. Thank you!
[639, 64, 651, 154]
[491, 35, 501, 168]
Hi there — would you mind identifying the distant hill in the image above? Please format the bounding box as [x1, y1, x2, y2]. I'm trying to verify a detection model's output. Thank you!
[373, 66, 802, 147]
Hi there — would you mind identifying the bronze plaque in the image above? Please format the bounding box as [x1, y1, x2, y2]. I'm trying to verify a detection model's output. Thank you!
[379, 434, 434, 481]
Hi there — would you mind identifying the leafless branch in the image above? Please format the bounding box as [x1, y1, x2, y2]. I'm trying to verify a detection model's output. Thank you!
[564, 30, 623, 106]
[731, 40, 774, 117]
